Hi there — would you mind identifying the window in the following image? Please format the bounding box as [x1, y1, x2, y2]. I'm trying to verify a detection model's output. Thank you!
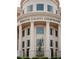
[50, 28, 53, 35]
[27, 40, 30, 47]
[55, 49, 58, 56]
[22, 30, 25, 37]
[27, 28, 30, 35]
[36, 39, 44, 47]
[56, 10, 57, 14]
[55, 30, 58, 37]
[27, 5, 33, 11]
[22, 41, 25, 48]
[36, 27, 44, 34]
[37, 4, 44, 11]
[48, 5, 53, 12]
[36, 48, 44, 57]
[22, 49, 25, 57]
[51, 48, 53, 57]
[50, 40, 53, 47]
[55, 41, 58, 48]
[27, 49, 29, 57]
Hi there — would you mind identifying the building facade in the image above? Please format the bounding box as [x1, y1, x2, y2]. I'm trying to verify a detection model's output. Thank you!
[17, 0, 61, 58]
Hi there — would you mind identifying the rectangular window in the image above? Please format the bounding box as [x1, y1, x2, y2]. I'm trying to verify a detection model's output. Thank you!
[50, 28, 53, 35]
[27, 40, 30, 47]
[22, 41, 25, 48]
[22, 30, 25, 37]
[36, 39, 44, 47]
[50, 40, 53, 47]
[36, 27, 44, 34]
[36, 48, 44, 57]
[55, 49, 58, 56]
[56, 41, 58, 48]
[55, 30, 58, 37]
[22, 49, 25, 57]
[27, 5, 33, 11]
[48, 5, 53, 12]
[27, 28, 30, 35]
[37, 4, 44, 11]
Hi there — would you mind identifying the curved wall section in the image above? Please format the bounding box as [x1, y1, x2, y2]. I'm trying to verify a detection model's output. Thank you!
[17, 0, 61, 58]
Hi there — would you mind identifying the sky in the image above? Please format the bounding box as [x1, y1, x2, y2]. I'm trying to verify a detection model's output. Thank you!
[17, 0, 21, 7]
[17, 0, 61, 7]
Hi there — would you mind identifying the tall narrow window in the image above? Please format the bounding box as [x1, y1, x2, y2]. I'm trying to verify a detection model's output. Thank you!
[22, 41, 25, 48]
[56, 10, 57, 14]
[55, 49, 58, 57]
[27, 28, 30, 35]
[22, 30, 25, 37]
[27, 40, 30, 47]
[27, 49, 29, 57]
[50, 28, 53, 35]
[22, 49, 25, 57]
[48, 5, 53, 12]
[37, 4, 44, 11]
[55, 30, 58, 37]
[50, 40, 53, 47]
[55, 41, 58, 48]
[27, 5, 33, 11]
[51, 48, 53, 57]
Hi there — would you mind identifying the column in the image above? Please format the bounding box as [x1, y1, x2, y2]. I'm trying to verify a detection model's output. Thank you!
[58, 24, 61, 57]
[45, 22, 51, 58]
[29, 22, 35, 58]
[19, 25, 22, 57]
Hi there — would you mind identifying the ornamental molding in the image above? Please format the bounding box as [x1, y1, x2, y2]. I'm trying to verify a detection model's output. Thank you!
[17, 12, 61, 20]
[17, 16, 61, 25]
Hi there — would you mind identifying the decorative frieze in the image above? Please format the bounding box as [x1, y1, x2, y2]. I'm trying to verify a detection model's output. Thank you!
[18, 16, 60, 25]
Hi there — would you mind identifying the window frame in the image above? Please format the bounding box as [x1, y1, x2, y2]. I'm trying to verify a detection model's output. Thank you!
[36, 27, 44, 34]
[47, 5, 53, 12]
[27, 5, 33, 12]
[37, 4, 44, 11]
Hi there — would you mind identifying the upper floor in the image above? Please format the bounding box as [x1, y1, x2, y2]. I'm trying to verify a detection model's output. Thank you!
[17, 0, 61, 17]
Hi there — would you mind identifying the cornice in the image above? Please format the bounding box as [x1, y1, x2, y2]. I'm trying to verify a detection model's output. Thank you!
[21, 0, 59, 7]
[17, 12, 61, 20]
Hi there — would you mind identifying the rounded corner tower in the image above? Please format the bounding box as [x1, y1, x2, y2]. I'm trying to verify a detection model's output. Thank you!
[17, 0, 61, 58]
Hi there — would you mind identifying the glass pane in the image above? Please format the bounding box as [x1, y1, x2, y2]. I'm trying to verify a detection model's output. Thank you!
[37, 4, 44, 11]
[36, 39, 44, 47]
[27, 5, 33, 11]
[36, 48, 44, 57]
[36, 27, 44, 34]
[48, 5, 53, 12]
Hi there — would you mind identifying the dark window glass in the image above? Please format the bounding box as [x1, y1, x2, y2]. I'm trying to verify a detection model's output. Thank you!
[22, 49, 25, 57]
[27, 49, 29, 57]
[56, 41, 58, 48]
[22, 41, 25, 48]
[50, 28, 53, 35]
[50, 40, 53, 47]
[37, 4, 44, 11]
[48, 5, 53, 12]
[36, 27, 44, 34]
[55, 30, 58, 37]
[51, 48, 53, 57]
[22, 30, 25, 37]
[27, 28, 30, 35]
[55, 49, 58, 56]
[36, 39, 44, 47]
[27, 40, 30, 47]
